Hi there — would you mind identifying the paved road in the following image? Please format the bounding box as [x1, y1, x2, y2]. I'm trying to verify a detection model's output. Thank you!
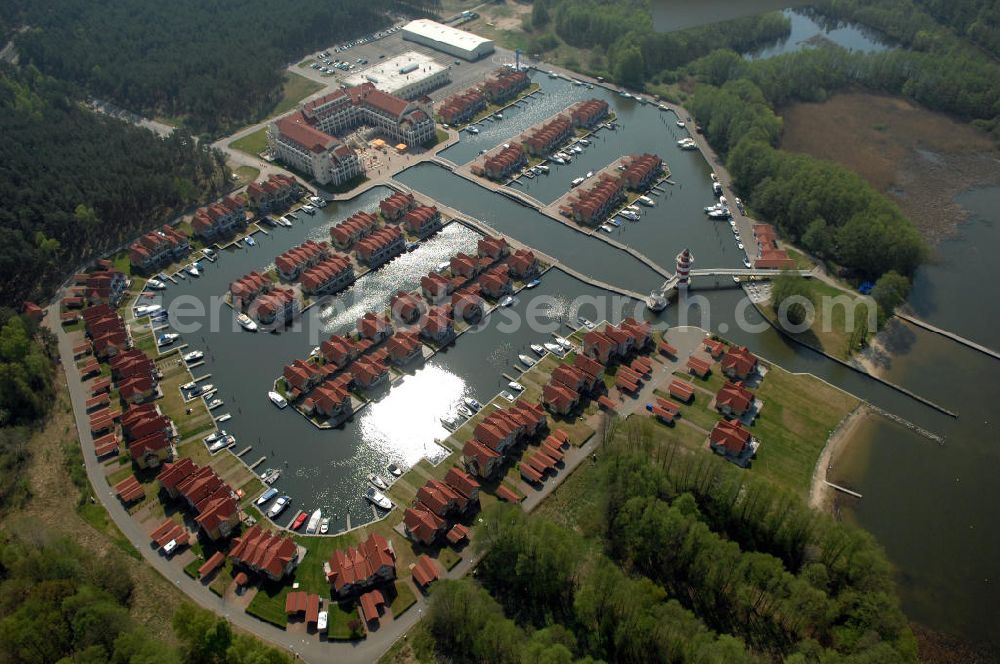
[46, 301, 435, 664]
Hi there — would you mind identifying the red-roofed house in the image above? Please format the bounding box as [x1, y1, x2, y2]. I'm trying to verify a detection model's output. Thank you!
[247, 173, 300, 212]
[402, 205, 442, 239]
[477, 236, 510, 261]
[411, 554, 441, 589]
[128, 431, 172, 469]
[444, 467, 480, 512]
[357, 312, 393, 342]
[390, 291, 425, 325]
[543, 382, 579, 416]
[380, 192, 416, 222]
[356, 226, 405, 267]
[420, 305, 455, 344]
[321, 335, 362, 368]
[129, 225, 190, 272]
[359, 589, 385, 625]
[351, 357, 389, 389]
[326, 533, 396, 596]
[687, 355, 712, 378]
[420, 272, 453, 304]
[386, 331, 423, 365]
[230, 271, 272, 309]
[451, 290, 484, 322]
[331, 210, 380, 250]
[715, 382, 755, 418]
[507, 249, 539, 279]
[300, 254, 354, 296]
[252, 287, 300, 326]
[668, 379, 695, 403]
[275, 240, 329, 281]
[709, 420, 759, 467]
[229, 525, 301, 581]
[403, 505, 446, 545]
[721, 346, 758, 380]
[191, 195, 247, 241]
[462, 439, 502, 479]
[114, 475, 144, 504]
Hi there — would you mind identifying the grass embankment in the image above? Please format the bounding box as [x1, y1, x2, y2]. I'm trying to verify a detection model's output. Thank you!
[230, 128, 270, 158]
[664, 360, 858, 496]
[269, 72, 324, 118]
[761, 278, 875, 361]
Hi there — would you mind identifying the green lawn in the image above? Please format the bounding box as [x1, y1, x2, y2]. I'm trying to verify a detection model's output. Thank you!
[230, 128, 269, 158]
[184, 557, 203, 579]
[268, 72, 324, 119]
[760, 278, 875, 361]
[749, 365, 858, 495]
[328, 601, 363, 640]
[438, 548, 461, 571]
[247, 580, 291, 628]
[389, 581, 417, 617]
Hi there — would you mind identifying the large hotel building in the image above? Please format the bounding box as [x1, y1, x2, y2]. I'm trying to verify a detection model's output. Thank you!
[268, 82, 435, 186]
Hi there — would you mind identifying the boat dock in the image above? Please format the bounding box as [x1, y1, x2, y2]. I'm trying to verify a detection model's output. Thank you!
[824, 480, 862, 499]
[235, 446, 252, 457]
[248, 456, 267, 470]
[896, 312, 1000, 362]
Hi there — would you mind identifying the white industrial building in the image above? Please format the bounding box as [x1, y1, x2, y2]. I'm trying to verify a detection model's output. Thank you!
[401, 19, 495, 61]
[344, 52, 450, 100]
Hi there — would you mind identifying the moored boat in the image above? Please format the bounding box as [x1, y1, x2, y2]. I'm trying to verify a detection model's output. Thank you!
[364, 488, 392, 510]
[518, 354, 536, 367]
[237, 313, 258, 332]
[267, 496, 290, 518]
[183, 350, 204, 362]
[268, 391, 288, 408]
[508, 380, 525, 392]
[256, 487, 279, 506]
[530, 343, 545, 356]
[146, 278, 166, 290]
[291, 511, 308, 530]
[368, 473, 388, 490]
[306, 508, 322, 533]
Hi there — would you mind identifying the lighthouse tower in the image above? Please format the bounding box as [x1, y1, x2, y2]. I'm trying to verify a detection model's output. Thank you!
[676, 248, 693, 291]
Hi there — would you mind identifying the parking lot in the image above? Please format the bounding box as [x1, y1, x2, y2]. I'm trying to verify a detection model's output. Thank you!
[290, 24, 522, 105]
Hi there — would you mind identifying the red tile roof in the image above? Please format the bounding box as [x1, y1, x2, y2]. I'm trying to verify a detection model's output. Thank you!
[198, 551, 226, 578]
[411, 554, 441, 587]
[326, 533, 395, 593]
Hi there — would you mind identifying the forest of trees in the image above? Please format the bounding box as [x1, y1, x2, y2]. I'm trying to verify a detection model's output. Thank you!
[0, 533, 293, 663]
[422, 423, 916, 663]
[0, 0, 428, 135]
[689, 77, 926, 280]
[0, 65, 228, 309]
[0, 313, 55, 513]
[523, 0, 792, 88]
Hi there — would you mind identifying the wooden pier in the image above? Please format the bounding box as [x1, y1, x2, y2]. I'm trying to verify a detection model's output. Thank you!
[824, 480, 862, 499]
[235, 446, 252, 457]
[248, 456, 266, 470]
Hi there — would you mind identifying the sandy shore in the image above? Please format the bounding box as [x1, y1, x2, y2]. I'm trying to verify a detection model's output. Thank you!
[809, 404, 872, 513]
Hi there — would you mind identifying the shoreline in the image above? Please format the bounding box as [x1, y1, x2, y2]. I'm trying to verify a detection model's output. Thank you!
[809, 404, 872, 513]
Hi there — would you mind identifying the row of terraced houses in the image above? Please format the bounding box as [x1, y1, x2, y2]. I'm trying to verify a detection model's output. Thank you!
[435, 67, 531, 125]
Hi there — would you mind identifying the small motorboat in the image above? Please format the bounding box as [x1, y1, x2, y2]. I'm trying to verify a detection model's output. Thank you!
[135, 304, 162, 316]
[301, 205, 316, 215]
[319, 517, 330, 534]
[551, 156, 565, 165]
[518, 354, 536, 367]
[268, 391, 288, 409]
[609, 217, 623, 227]
[245, 235, 256, 246]
[181, 381, 196, 391]
[467, 126, 480, 135]
[306, 508, 322, 533]
[638, 196, 656, 207]
[364, 488, 393, 510]
[499, 390, 515, 402]
[206, 399, 223, 410]
[738, 242, 745, 250]
[216, 413, 232, 423]
[530, 343, 546, 356]
[262, 468, 282, 485]
[256, 488, 279, 506]
[508, 380, 525, 392]
[554, 336, 573, 350]
[536, 164, 549, 173]
[463, 397, 482, 412]
[579, 139, 590, 146]
[544, 342, 564, 355]
[457, 404, 474, 418]
[570, 177, 585, 188]
[368, 473, 389, 490]
[197, 384, 214, 395]
[387, 463, 402, 477]
[578, 317, 595, 329]
[571, 145, 583, 154]
[309, 196, 328, 207]
[525, 278, 541, 289]
[203, 247, 216, 258]
[620, 210, 640, 221]
[183, 350, 204, 362]
[267, 496, 290, 518]
[146, 278, 166, 290]
[440, 413, 461, 430]
[600, 224, 614, 232]
[494, 113, 503, 120]
[276, 216, 292, 227]
[743, 257, 753, 269]
[676, 120, 685, 128]
[208, 434, 233, 452]
[585, 170, 594, 178]
[291, 511, 308, 530]
[627, 205, 641, 214]
[185, 264, 200, 277]
[237, 313, 258, 332]
[204, 430, 225, 444]
[500, 295, 515, 307]
[157, 333, 179, 346]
